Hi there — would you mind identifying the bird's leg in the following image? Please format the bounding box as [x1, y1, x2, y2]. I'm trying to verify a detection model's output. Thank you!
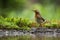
[39, 23, 42, 27]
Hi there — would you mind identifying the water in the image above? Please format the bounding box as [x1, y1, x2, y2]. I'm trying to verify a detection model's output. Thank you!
[0, 32, 60, 40]
[0, 29, 60, 40]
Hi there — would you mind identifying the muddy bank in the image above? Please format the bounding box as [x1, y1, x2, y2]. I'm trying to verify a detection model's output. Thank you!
[0, 28, 60, 37]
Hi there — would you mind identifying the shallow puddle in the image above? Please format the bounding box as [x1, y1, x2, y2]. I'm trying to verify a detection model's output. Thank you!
[0, 33, 60, 40]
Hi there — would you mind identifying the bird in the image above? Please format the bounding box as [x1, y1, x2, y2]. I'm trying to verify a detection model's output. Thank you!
[33, 10, 45, 27]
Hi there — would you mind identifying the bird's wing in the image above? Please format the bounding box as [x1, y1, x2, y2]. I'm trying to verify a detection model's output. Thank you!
[41, 17, 45, 21]
[36, 16, 45, 21]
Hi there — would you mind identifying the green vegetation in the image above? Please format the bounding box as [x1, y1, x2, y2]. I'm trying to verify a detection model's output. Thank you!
[44, 20, 60, 28]
[0, 16, 60, 30]
[0, 16, 39, 30]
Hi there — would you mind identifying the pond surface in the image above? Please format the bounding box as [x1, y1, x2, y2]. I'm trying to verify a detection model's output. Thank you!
[0, 28, 60, 40]
[0, 33, 60, 40]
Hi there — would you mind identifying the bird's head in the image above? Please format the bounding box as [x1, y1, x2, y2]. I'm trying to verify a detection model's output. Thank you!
[32, 9, 40, 14]
[33, 9, 38, 12]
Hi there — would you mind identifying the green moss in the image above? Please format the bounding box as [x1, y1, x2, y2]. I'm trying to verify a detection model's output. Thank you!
[0, 16, 36, 30]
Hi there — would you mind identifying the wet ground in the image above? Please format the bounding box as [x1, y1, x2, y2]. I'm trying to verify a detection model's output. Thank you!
[0, 33, 60, 40]
[0, 28, 60, 40]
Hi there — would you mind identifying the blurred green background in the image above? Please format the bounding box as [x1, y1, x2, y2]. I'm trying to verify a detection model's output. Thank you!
[0, 0, 60, 20]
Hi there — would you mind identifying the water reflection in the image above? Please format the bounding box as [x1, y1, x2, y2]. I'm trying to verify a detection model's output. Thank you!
[0, 33, 60, 40]
[0, 29, 60, 40]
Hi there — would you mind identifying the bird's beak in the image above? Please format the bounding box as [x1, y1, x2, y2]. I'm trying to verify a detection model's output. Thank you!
[32, 9, 36, 12]
[32, 10, 34, 11]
